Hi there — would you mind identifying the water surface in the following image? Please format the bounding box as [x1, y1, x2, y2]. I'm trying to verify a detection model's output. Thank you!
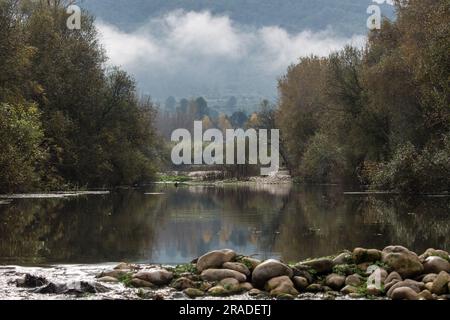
[0, 184, 449, 265]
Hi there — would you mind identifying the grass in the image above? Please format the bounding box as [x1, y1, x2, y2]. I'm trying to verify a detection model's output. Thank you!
[117, 272, 134, 287]
[168, 263, 198, 277]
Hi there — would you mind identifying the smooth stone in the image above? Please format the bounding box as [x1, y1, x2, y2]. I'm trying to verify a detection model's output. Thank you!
[384, 279, 401, 291]
[252, 259, 293, 289]
[391, 287, 419, 300]
[385, 271, 402, 284]
[306, 284, 323, 293]
[430, 271, 449, 295]
[345, 274, 363, 287]
[332, 251, 353, 265]
[265, 276, 294, 291]
[239, 282, 254, 291]
[296, 258, 333, 274]
[366, 284, 383, 296]
[183, 288, 205, 298]
[418, 289, 434, 300]
[269, 282, 299, 297]
[423, 256, 450, 274]
[422, 273, 437, 283]
[293, 276, 309, 291]
[197, 249, 236, 272]
[223, 262, 251, 276]
[201, 269, 247, 282]
[208, 285, 229, 296]
[248, 288, 262, 296]
[276, 293, 295, 300]
[387, 280, 424, 298]
[381, 245, 424, 278]
[114, 262, 137, 270]
[133, 269, 173, 286]
[97, 276, 119, 283]
[419, 248, 449, 261]
[130, 278, 156, 288]
[171, 277, 195, 290]
[341, 285, 358, 295]
[97, 270, 128, 279]
[292, 266, 314, 284]
[325, 274, 346, 290]
[220, 278, 241, 292]
[425, 282, 433, 291]
[353, 248, 382, 264]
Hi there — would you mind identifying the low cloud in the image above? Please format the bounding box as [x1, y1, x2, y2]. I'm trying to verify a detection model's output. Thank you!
[97, 10, 365, 100]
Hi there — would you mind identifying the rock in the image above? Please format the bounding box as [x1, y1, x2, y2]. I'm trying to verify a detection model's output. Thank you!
[198, 281, 213, 291]
[276, 293, 295, 300]
[423, 256, 450, 274]
[381, 245, 424, 278]
[241, 257, 261, 270]
[196, 249, 236, 272]
[220, 278, 241, 292]
[130, 278, 156, 288]
[292, 266, 314, 284]
[222, 262, 251, 276]
[293, 276, 309, 291]
[430, 271, 449, 295]
[306, 284, 323, 293]
[201, 269, 247, 282]
[341, 285, 358, 295]
[183, 288, 205, 298]
[265, 276, 294, 291]
[366, 284, 383, 296]
[348, 293, 364, 299]
[385, 271, 402, 284]
[419, 248, 449, 262]
[345, 274, 363, 287]
[425, 282, 433, 291]
[97, 270, 128, 279]
[208, 285, 229, 296]
[97, 276, 119, 283]
[418, 289, 434, 300]
[422, 273, 437, 283]
[16, 274, 48, 288]
[171, 277, 195, 290]
[252, 259, 293, 288]
[133, 269, 173, 286]
[36, 281, 110, 295]
[239, 282, 253, 291]
[384, 279, 401, 291]
[267, 277, 299, 298]
[114, 262, 137, 270]
[353, 248, 382, 264]
[296, 258, 333, 274]
[387, 280, 424, 298]
[325, 274, 346, 290]
[34, 282, 67, 294]
[332, 251, 353, 265]
[391, 287, 419, 300]
[248, 288, 262, 296]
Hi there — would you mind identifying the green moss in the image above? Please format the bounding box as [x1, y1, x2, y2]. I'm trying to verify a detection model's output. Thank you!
[332, 264, 365, 277]
[117, 272, 134, 287]
[168, 263, 198, 278]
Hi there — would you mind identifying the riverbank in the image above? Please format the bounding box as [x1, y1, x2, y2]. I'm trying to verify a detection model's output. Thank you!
[2, 246, 449, 300]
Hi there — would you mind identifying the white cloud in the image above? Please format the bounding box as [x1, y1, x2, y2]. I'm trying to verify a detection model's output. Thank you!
[96, 10, 366, 98]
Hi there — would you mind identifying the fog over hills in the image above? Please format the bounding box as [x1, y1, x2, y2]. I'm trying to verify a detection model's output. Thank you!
[81, 0, 396, 111]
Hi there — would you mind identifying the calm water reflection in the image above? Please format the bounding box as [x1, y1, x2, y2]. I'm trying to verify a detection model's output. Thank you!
[0, 185, 449, 265]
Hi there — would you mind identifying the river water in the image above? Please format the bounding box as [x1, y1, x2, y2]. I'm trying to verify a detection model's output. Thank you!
[1, 184, 449, 266]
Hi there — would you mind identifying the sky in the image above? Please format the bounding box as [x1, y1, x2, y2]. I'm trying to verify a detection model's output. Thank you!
[96, 10, 366, 101]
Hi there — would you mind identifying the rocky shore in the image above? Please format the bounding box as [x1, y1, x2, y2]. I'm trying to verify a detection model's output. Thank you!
[8, 246, 450, 300]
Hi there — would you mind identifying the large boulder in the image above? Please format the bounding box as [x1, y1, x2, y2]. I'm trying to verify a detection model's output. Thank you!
[223, 262, 251, 276]
[423, 256, 450, 274]
[201, 269, 247, 282]
[197, 249, 236, 272]
[295, 258, 333, 274]
[265, 276, 299, 298]
[325, 274, 346, 290]
[419, 248, 449, 262]
[252, 259, 293, 289]
[133, 269, 173, 286]
[430, 271, 449, 295]
[391, 287, 419, 300]
[353, 248, 382, 264]
[381, 246, 423, 278]
[386, 279, 424, 298]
